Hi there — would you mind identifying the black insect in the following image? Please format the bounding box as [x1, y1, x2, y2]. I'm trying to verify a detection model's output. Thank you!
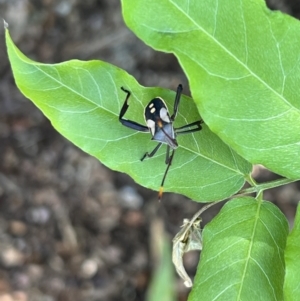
[119, 84, 203, 200]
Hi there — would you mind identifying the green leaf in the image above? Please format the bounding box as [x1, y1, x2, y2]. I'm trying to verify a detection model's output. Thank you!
[5, 28, 251, 202]
[189, 197, 289, 301]
[284, 202, 300, 300]
[122, 0, 300, 179]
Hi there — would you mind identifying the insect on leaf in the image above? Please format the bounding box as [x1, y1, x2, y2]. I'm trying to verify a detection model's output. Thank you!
[6, 27, 252, 202]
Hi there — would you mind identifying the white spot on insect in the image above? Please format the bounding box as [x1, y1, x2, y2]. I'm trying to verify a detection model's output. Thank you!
[150, 107, 156, 114]
[149, 103, 154, 108]
[146, 119, 156, 136]
[160, 107, 170, 122]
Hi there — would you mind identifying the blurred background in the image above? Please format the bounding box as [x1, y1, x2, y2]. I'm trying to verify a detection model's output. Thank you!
[0, 0, 299, 300]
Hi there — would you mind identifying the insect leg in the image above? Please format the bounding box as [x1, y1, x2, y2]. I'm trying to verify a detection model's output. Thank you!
[119, 87, 149, 132]
[140, 143, 162, 161]
[119, 87, 131, 119]
[171, 84, 183, 121]
[175, 120, 203, 135]
[165, 144, 171, 164]
[159, 148, 175, 201]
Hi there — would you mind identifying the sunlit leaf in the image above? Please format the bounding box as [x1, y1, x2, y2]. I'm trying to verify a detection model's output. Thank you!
[284, 202, 300, 300]
[188, 197, 289, 300]
[122, 0, 300, 179]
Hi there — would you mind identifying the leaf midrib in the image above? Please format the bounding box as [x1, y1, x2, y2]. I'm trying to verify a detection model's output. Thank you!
[237, 201, 277, 300]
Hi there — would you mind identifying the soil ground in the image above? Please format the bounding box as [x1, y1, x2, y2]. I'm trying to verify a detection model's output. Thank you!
[0, 1, 299, 300]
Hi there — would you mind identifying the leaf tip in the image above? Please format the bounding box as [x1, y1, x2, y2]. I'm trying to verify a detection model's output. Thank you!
[3, 19, 8, 29]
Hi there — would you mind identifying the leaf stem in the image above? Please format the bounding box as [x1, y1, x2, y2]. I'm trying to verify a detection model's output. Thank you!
[245, 174, 258, 187]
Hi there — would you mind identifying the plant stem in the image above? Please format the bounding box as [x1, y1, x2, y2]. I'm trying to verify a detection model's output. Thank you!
[189, 201, 221, 225]
[189, 177, 298, 224]
[238, 177, 298, 196]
